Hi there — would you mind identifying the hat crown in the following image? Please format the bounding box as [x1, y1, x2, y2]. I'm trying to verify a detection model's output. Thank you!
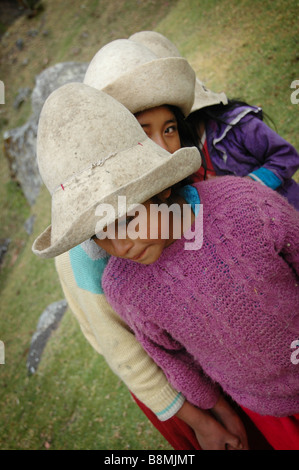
[129, 31, 181, 58]
[84, 39, 158, 90]
[37, 82, 144, 193]
[83, 38, 196, 116]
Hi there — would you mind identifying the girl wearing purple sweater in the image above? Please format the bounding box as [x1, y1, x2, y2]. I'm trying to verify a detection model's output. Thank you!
[96, 175, 299, 450]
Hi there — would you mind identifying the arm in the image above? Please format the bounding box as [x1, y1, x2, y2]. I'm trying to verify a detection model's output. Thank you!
[55, 250, 184, 420]
[232, 116, 299, 188]
[132, 325, 248, 450]
[132, 323, 220, 410]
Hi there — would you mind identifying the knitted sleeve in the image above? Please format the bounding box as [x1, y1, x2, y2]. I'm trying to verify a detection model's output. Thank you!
[132, 321, 220, 410]
[55, 250, 185, 420]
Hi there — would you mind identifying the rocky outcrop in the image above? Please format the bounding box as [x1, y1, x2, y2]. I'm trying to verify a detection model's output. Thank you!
[3, 61, 88, 205]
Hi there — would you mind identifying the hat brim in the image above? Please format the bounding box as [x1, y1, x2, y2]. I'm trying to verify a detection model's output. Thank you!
[32, 139, 201, 259]
[190, 79, 228, 113]
[101, 57, 195, 117]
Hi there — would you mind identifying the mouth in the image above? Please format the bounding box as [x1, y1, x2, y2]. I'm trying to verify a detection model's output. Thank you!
[130, 247, 149, 261]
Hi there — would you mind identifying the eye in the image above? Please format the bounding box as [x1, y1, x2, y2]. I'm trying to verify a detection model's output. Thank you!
[164, 124, 178, 135]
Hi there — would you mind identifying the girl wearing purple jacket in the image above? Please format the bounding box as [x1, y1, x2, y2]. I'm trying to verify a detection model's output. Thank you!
[129, 31, 299, 210]
[135, 99, 299, 211]
[187, 100, 299, 210]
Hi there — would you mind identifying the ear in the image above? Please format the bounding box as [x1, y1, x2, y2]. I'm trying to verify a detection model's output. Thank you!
[156, 188, 172, 202]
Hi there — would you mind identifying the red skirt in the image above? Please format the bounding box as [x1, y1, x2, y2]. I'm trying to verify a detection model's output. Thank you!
[241, 407, 299, 450]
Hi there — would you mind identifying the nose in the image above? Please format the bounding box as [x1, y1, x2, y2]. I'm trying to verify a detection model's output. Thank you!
[110, 237, 134, 258]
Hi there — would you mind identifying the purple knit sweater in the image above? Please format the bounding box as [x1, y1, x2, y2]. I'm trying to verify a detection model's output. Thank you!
[102, 177, 299, 417]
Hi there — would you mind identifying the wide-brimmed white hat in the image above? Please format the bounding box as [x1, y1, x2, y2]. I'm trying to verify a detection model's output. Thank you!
[83, 38, 196, 117]
[32, 82, 202, 259]
[129, 30, 228, 113]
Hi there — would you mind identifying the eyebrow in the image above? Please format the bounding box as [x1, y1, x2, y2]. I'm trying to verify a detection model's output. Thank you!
[140, 119, 177, 128]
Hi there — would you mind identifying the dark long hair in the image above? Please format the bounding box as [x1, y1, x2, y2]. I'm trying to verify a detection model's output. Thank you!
[167, 105, 208, 179]
[186, 99, 264, 128]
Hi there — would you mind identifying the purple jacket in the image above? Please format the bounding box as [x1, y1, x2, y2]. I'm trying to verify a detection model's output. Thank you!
[205, 105, 299, 210]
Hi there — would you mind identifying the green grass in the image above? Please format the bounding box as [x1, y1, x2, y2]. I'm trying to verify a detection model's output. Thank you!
[0, 0, 298, 450]
[0, 142, 171, 452]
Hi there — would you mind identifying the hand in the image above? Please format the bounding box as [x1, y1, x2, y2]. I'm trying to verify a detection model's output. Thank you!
[210, 395, 249, 450]
[193, 409, 244, 450]
[176, 398, 249, 450]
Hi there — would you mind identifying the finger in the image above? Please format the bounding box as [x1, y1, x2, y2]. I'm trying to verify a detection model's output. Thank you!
[225, 437, 243, 450]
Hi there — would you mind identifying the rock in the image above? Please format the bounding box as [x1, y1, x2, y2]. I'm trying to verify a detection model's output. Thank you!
[27, 29, 38, 37]
[3, 119, 41, 205]
[27, 299, 68, 374]
[13, 87, 32, 109]
[16, 38, 24, 50]
[24, 214, 36, 235]
[0, 238, 11, 267]
[31, 62, 88, 117]
[3, 61, 88, 205]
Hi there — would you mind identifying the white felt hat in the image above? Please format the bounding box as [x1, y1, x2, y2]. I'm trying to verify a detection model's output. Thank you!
[32, 82, 202, 259]
[83, 38, 196, 117]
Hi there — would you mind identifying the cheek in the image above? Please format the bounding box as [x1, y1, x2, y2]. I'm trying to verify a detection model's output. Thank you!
[170, 135, 181, 153]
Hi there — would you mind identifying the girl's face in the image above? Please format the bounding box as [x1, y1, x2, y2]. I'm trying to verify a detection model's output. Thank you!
[93, 198, 173, 265]
[135, 106, 181, 154]
[93, 189, 190, 265]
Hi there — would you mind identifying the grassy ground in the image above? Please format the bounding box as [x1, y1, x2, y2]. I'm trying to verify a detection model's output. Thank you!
[0, 0, 298, 450]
